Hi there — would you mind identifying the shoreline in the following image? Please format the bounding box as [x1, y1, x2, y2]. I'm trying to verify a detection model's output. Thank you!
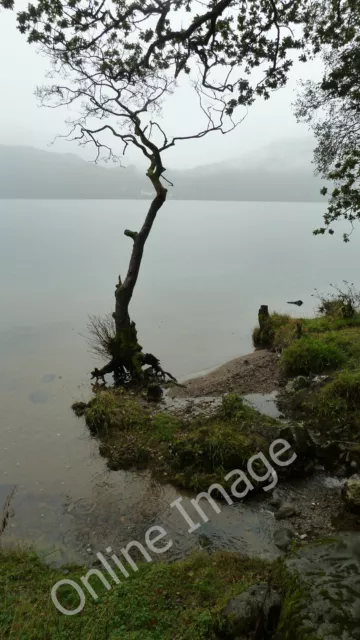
[3, 308, 360, 637]
[169, 349, 281, 398]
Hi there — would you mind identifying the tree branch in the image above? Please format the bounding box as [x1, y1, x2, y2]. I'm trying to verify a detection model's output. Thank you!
[124, 230, 138, 241]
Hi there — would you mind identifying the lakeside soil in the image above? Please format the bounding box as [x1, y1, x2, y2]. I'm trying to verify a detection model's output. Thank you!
[169, 350, 281, 398]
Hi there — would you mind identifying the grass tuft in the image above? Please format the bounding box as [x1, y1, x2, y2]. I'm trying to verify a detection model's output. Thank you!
[313, 369, 360, 421]
[0, 548, 270, 640]
[281, 336, 346, 376]
[85, 391, 118, 432]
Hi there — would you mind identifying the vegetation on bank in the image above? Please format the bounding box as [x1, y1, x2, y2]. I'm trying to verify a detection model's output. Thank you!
[253, 285, 360, 441]
[0, 547, 270, 640]
[75, 283, 360, 479]
[2, 538, 350, 640]
[74, 393, 282, 493]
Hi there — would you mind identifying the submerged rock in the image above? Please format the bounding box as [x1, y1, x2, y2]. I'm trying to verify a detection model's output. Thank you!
[220, 583, 282, 637]
[274, 528, 295, 552]
[41, 373, 57, 384]
[29, 390, 52, 404]
[277, 534, 360, 639]
[343, 479, 360, 512]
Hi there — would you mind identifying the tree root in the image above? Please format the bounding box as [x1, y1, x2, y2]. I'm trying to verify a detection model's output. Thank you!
[91, 351, 183, 389]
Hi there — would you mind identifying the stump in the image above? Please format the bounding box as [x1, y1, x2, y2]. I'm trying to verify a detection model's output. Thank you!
[254, 305, 275, 348]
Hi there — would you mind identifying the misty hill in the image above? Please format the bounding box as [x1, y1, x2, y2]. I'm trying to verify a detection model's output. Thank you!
[0, 142, 327, 201]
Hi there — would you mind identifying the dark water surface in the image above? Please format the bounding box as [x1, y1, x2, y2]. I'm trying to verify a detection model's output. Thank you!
[0, 200, 357, 564]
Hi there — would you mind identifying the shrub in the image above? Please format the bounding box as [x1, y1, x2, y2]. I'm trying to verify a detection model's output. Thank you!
[281, 336, 346, 376]
[313, 281, 360, 319]
[221, 393, 246, 420]
[318, 370, 360, 414]
[303, 314, 360, 333]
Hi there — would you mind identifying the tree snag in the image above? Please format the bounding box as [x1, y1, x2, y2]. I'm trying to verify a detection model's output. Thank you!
[255, 305, 275, 349]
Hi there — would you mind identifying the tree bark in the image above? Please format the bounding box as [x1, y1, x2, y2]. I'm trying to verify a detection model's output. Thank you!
[91, 168, 168, 382]
[256, 304, 275, 348]
[258, 305, 270, 332]
[115, 172, 167, 332]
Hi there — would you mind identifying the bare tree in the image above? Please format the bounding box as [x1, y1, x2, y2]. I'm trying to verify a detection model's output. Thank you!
[45, 59, 242, 383]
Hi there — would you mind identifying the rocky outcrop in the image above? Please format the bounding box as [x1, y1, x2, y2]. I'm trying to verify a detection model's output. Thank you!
[220, 583, 282, 638]
[277, 534, 360, 639]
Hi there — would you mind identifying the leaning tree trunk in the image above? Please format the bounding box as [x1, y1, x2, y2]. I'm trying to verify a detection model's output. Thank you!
[115, 170, 167, 331]
[91, 165, 169, 384]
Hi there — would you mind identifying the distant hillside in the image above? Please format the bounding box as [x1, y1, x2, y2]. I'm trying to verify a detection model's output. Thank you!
[0, 142, 328, 201]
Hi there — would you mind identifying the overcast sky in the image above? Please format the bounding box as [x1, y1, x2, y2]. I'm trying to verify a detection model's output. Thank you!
[0, 8, 323, 169]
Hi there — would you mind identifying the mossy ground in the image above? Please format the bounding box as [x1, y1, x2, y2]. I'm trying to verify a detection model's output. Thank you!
[259, 311, 360, 440]
[0, 547, 270, 640]
[75, 392, 282, 493]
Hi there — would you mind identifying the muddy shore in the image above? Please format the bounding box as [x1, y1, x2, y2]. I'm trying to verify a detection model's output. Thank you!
[169, 349, 281, 398]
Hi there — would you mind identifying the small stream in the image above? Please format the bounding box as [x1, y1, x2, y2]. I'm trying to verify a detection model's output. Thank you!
[0, 463, 345, 567]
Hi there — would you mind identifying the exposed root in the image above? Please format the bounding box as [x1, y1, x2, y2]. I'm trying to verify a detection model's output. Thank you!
[91, 350, 181, 389]
[0, 486, 16, 540]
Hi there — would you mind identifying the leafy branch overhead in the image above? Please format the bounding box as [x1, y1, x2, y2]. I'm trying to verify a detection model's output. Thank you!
[295, 0, 360, 241]
[9, 0, 309, 104]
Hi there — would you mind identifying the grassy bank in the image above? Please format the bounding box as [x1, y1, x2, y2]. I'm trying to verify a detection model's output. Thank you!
[257, 309, 360, 440]
[0, 547, 269, 640]
[73, 392, 283, 492]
